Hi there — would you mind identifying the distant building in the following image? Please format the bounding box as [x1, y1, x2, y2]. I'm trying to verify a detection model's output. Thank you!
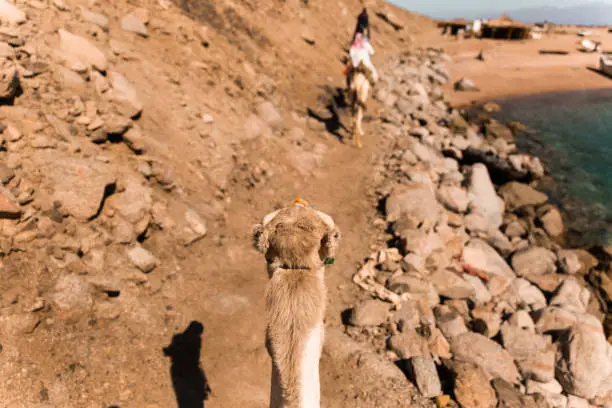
[481, 14, 533, 40]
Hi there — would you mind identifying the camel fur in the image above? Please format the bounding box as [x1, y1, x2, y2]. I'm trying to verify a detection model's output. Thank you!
[252, 199, 341, 408]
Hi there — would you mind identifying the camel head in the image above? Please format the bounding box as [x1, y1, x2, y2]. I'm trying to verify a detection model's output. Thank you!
[252, 198, 341, 272]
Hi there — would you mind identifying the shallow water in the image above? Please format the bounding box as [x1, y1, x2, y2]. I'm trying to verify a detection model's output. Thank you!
[494, 89, 612, 247]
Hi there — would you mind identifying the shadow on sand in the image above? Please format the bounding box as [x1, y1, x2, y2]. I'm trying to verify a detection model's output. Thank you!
[163, 321, 212, 408]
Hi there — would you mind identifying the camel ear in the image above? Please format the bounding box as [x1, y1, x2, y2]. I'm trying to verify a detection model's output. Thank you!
[321, 226, 341, 261]
[252, 224, 269, 254]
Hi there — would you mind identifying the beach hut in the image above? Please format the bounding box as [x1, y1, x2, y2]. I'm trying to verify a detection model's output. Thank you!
[482, 14, 533, 40]
[437, 19, 470, 36]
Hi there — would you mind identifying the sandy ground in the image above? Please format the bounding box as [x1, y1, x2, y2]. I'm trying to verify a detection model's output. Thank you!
[437, 28, 612, 106]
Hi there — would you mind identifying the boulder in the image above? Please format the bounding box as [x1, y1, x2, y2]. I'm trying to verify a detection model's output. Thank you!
[436, 185, 469, 213]
[181, 208, 207, 246]
[511, 247, 557, 277]
[107, 176, 152, 224]
[108, 71, 143, 118]
[58, 29, 107, 72]
[462, 239, 515, 281]
[537, 205, 564, 238]
[501, 322, 555, 382]
[434, 305, 468, 339]
[39, 154, 116, 221]
[452, 361, 498, 408]
[385, 183, 442, 228]
[467, 163, 504, 231]
[388, 330, 430, 359]
[566, 396, 591, 408]
[122, 12, 148, 36]
[471, 307, 501, 338]
[430, 269, 474, 299]
[525, 380, 566, 408]
[388, 275, 439, 307]
[549, 279, 590, 314]
[557, 250, 583, 275]
[451, 332, 521, 384]
[350, 299, 389, 326]
[556, 324, 612, 399]
[0, 0, 26, 25]
[485, 120, 514, 142]
[409, 356, 442, 398]
[463, 274, 493, 305]
[491, 378, 523, 408]
[498, 182, 548, 211]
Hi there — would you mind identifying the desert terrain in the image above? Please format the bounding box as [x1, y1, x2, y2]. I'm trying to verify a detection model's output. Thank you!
[0, 0, 610, 407]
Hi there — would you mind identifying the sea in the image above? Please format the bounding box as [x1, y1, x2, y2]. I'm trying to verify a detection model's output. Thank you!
[493, 89, 612, 248]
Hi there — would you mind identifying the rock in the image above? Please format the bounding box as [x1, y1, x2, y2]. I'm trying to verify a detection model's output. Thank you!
[388, 275, 439, 307]
[462, 239, 515, 281]
[485, 120, 514, 142]
[525, 273, 567, 294]
[58, 29, 107, 72]
[434, 305, 468, 339]
[256, 101, 283, 130]
[181, 208, 207, 246]
[572, 249, 598, 275]
[122, 126, 146, 154]
[501, 323, 555, 382]
[487, 229, 513, 256]
[0, 189, 20, 219]
[127, 245, 158, 273]
[491, 378, 523, 408]
[81, 7, 108, 30]
[108, 71, 143, 118]
[451, 332, 521, 384]
[428, 327, 451, 360]
[537, 205, 564, 238]
[385, 183, 442, 228]
[38, 155, 115, 221]
[108, 176, 152, 224]
[509, 154, 545, 179]
[430, 269, 474, 299]
[0, 163, 14, 184]
[410, 356, 442, 398]
[511, 247, 557, 277]
[0, 314, 39, 336]
[104, 115, 132, 135]
[463, 274, 493, 305]
[121, 13, 148, 37]
[388, 330, 430, 359]
[452, 361, 498, 408]
[113, 217, 134, 243]
[508, 310, 536, 331]
[471, 307, 501, 338]
[483, 102, 501, 113]
[454, 78, 479, 92]
[549, 279, 590, 314]
[566, 396, 592, 408]
[56, 65, 85, 87]
[525, 380, 566, 407]
[350, 299, 389, 326]
[556, 324, 612, 399]
[498, 182, 548, 211]
[436, 185, 469, 213]
[244, 114, 270, 140]
[52, 274, 92, 316]
[0, 0, 26, 25]
[467, 163, 504, 231]
[557, 250, 582, 275]
[507, 278, 548, 310]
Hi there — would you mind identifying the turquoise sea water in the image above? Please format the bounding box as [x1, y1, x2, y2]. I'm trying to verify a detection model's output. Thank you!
[494, 89, 612, 247]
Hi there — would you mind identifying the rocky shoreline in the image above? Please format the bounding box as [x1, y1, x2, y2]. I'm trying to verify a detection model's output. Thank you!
[347, 48, 612, 408]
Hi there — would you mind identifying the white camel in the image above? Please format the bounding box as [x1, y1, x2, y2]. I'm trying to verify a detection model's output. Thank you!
[252, 198, 341, 408]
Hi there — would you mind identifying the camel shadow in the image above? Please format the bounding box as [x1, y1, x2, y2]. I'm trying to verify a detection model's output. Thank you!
[163, 321, 212, 408]
[307, 86, 351, 142]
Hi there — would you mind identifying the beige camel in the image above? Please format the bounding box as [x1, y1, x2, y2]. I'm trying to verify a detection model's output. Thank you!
[252, 198, 341, 408]
[347, 70, 371, 149]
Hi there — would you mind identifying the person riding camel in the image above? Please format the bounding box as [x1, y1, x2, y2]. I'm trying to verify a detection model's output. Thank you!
[353, 8, 371, 42]
[346, 32, 378, 88]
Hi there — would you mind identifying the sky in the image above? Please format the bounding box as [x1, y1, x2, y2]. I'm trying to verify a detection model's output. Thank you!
[389, 0, 612, 18]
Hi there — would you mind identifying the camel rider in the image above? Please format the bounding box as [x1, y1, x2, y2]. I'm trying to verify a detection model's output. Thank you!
[353, 8, 371, 42]
[347, 33, 378, 87]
